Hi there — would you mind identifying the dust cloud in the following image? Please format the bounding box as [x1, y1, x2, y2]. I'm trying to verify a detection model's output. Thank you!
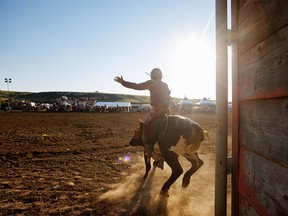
[100, 154, 215, 216]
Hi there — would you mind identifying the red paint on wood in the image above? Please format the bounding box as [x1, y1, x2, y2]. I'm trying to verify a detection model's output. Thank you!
[242, 87, 288, 101]
[238, 148, 268, 216]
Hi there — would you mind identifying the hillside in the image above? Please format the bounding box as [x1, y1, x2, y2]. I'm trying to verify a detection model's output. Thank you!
[0, 91, 182, 104]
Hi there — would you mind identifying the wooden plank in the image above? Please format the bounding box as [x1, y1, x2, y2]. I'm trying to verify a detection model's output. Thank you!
[215, 0, 228, 214]
[237, 0, 288, 54]
[231, 1, 239, 215]
[239, 195, 259, 216]
[239, 98, 288, 166]
[239, 23, 288, 68]
[239, 148, 288, 215]
[238, 24, 288, 101]
[237, 0, 257, 24]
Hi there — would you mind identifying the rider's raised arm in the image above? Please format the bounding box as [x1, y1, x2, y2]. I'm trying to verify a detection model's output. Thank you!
[121, 80, 152, 91]
[114, 76, 124, 83]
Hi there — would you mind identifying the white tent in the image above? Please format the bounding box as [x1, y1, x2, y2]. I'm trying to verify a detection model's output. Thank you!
[177, 97, 195, 113]
[95, 101, 131, 107]
[197, 97, 216, 106]
[95, 101, 131, 112]
[177, 97, 194, 106]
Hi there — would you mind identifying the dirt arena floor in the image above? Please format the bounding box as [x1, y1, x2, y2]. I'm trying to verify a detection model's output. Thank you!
[0, 111, 232, 216]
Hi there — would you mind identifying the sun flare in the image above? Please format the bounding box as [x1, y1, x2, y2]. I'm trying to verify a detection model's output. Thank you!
[167, 34, 215, 99]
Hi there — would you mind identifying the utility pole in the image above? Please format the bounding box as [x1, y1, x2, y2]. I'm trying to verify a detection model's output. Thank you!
[4, 78, 12, 110]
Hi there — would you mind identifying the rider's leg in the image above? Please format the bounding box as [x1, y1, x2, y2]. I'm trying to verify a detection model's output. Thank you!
[143, 128, 153, 158]
[143, 107, 171, 158]
[142, 111, 154, 159]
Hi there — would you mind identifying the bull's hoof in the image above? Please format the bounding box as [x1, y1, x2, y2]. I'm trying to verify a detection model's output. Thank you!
[182, 176, 190, 188]
[159, 189, 169, 197]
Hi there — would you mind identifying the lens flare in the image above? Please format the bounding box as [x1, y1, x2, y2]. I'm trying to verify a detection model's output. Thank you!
[117, 155, 131, 163]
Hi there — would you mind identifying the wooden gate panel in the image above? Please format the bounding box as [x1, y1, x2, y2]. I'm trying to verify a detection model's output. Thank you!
[239, 148, 288, 215]
[239, 196, 259, 216]
[237, 0, 288, 54]
[233, 0, 288, 215]
[238, 24, 288, 101]
[239, 98, 288, 165]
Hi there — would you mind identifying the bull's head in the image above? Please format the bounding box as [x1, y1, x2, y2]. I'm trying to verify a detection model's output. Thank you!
[129, 119, 145, 147]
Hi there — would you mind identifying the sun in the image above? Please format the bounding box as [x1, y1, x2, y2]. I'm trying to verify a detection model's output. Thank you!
[167, 34, 215, 99]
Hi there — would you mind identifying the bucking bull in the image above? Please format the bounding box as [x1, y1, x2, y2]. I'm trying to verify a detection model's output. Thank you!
[130, 115, 208, 196]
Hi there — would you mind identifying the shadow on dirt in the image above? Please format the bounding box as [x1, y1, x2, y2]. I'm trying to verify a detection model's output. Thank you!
[100, 166, 169, 216]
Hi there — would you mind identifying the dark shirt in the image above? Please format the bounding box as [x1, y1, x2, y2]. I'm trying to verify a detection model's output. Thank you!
[121, 80, 170, 107]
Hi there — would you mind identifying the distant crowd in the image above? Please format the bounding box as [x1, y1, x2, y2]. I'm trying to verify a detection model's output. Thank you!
[0, 96, 150, 113]
[1, 96, 218, 114]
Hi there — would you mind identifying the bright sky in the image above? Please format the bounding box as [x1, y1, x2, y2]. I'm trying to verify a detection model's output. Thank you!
[0, 0, 219, 100]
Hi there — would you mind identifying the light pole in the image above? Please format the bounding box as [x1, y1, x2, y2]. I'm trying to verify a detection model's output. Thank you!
[4, 78, 12, 110]
[5, 78, 12, 91]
